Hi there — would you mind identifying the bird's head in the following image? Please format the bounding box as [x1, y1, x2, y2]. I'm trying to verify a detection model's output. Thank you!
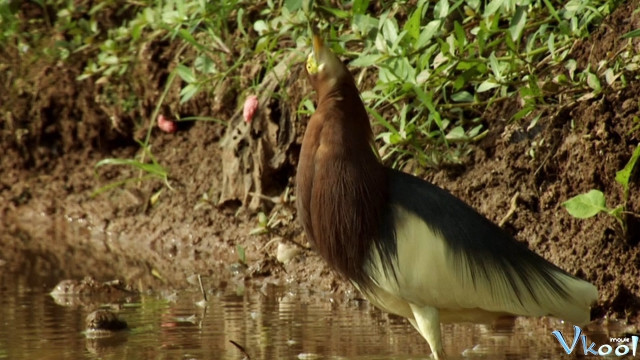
[305, 34, 350, 96]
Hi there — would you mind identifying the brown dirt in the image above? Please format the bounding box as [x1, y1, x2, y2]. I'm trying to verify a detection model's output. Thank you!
[1, 1, 640, 324]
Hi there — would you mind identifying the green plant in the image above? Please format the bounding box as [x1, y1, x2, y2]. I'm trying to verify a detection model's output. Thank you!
[92, 64, 180, 196]
[297, 0, 632, 168]
[0, 1, 21, 45]
[563, 144, 640, 235]
[8, 0, 635, 196]
[92, 140, 172, 197]
[236, 244, 246, 265]
[82, 0, 311, 196]
[249, 211, 280, 235]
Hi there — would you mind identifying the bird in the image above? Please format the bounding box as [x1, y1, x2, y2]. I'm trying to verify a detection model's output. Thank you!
[295, 33, 598, 359]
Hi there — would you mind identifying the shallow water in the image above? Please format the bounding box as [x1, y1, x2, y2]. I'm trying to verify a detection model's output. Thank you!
[0, 275, 632, 360]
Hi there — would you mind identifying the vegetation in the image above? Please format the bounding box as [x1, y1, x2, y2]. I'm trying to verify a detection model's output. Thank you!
[2, 0, 638, 189]
[563, 144, 640, 238]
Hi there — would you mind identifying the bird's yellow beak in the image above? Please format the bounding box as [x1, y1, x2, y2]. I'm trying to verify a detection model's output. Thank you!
[306, 34, 325, 75]
[312, 34, 324, 56]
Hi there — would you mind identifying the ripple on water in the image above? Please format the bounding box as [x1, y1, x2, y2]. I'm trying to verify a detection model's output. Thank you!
[0, 276, 633, 360]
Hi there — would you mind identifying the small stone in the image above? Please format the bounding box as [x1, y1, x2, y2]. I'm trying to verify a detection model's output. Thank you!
[277, 242, 301, 263]
[85, 310, 128, 338]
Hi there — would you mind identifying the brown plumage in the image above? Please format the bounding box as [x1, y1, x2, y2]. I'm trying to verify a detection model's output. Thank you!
[296, 35, 388, 287]
[295, 34, 598, 360]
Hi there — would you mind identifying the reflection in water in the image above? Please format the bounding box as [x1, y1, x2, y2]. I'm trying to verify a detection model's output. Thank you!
[0, 275, 631, 359]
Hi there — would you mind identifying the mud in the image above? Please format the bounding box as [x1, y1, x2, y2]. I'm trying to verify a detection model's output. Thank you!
[1, 1, 640, 323]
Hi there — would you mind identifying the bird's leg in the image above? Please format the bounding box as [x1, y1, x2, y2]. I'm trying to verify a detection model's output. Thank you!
[409, 304, 446, 360]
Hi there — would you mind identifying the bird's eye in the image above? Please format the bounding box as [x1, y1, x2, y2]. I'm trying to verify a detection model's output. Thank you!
[306, 53, 319, 74]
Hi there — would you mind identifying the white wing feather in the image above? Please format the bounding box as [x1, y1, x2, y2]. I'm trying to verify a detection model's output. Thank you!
[366, 205, 597, 325]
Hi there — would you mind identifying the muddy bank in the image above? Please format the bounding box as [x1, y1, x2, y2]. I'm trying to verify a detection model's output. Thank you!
[1, 1, 640, 324]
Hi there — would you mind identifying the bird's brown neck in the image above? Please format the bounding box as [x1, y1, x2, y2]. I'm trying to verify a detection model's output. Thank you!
[316, 81, 344, 104]
[297, 78, 388, 287]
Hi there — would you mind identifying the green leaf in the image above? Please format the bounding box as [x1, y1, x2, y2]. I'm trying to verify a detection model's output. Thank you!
[547, 32, 556, 58]
[418, 88, 444, 134]
[488, 52, 503, 81]
[615, 144, 640, 188]
[455, 61, 475, 71]
[76, 73, 92, 81]
[237, 9, 246, 36]
[101, 55, 119, 65]
[180, 83, 201, 103]
[366, 106, 398, 134]
[527, 113, 542, 131]
[284, 0, 303, 11]
[350, 54, 382, 67]
[477, 79, 500, 92]
[380, 132, 404, 145]
[562, 190, 608, 219]
[453, 21, 466, 50]
[379, 57, 416, 83]
[194, 55, 215, 74]
[352, 0, 370, 15]
[434, 0, 449, 18]
[177, 29, 204, 52]
[451, 91, 473, 102]
[176, 64, 196, 83]
[95, 158, 167, 178]
[318, 5, 349, 18]
[622, 29, 640, 39]
[253, 20, 268, 34]
[254, 37, 268, 52]
[445, 126, 466, 141]
[236, 245, 246, 264]
[161, 10, 183, 24]
[353, 14, 379, 35]
[542, 0, 561, 23]
[509, 5, 527, 41]
[484, 0, 505, 17]
[565, 59, 577, 80]
[132, 23, 144, 40]
[416, 20, 441, 48]
[512, 106, 534, 121]
[604, 68, 618, 85]
[586, 71, 601, 92]
[412, 84, 429, 105]
[382, 18, 399, 45]
[453, 74, 466, 91]
[404, 4, 423, 41]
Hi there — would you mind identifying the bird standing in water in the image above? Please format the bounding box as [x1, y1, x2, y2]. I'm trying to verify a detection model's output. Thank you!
[295, 34, 598, 359]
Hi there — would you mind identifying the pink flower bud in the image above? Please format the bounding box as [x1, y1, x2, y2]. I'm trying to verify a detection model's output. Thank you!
[157, 114, 177, 133]
[243, 95, 259, 123]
